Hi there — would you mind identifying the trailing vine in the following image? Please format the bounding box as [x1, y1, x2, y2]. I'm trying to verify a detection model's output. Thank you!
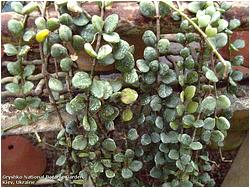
[2, 0, 245, 187]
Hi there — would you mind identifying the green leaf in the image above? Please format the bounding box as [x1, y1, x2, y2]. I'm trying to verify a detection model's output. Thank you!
[59, 25, 72, 42]
[229, 19, 241, 30]
[187, 101, 199, 114]
[179, 134, 192, 145]
[216, 95, 231, 109]
[69, 95, 85, 112]
[150, 167, 162, 179]
[93, 162, 104, 173]
[157, 39, 170, 54]
[114, 153, 125, 162]
[231, 70, 243, 81]
[67, 0, 82, 13]
[150, 95, 162, 112]
[92, 15, 104, 32]
[216, 117, 230, 130]
[198, 15, 211, 28]
[184, 85, 196, 100]
[72, 135, 87, 150]
[14, 98, 27, 110]
[122, 168, 133, 179]
[193, 119, 204, 128]
[22, 2, 38, 14]
[163, 108, 176, 122]
[154, 151, 165, 165]
[123, 69, 139, 84]
[48, 78, 63, 92]
[120, 88, 138, 104]
[141, 134, 151, 145]
[231, 39, 245, 50]
[190, 142, 203, 150]
[159, 143, 169, 153]
[168, 149, 179, 160]
[59, 13, 73, 26]
[47, 17, 60, 31]
[72, 72, 92, 89]
[205, 25, 217, 37]
[203, 117, 215, 130]
[211, 130, 224, 143]
[5, 83, 21, 94]
[161, 69, 176, 84]
[90, 79, 105, 99]
[60, 57, 73, 72]
[84, 43, 97, 58]
[155, 116, 163, 129]
[205, 69, 218, 82]
[4, 44, 18, 56]
[103, 32, 120, 43]
[136, 59, 149, 73]
[129, 160, 143, 172]
[56, 155, 66, 166]
[8, 19, 23, 36]
[113, 40, 130, 60]
[23, 30, 36, 42]
[158, 84, 172, 98]
[188, 2, 201, 13]
[122, 108, 133, 122]
[144, 47, 158, 61]
[105, 170, 115, 178]
[116, 52, 135, 72]
[182, 115, 195, 126]
[18, 45, 31, 56]
[102, 138, 117, 151]
[139, 0, 156, 17]
[97, 44, 112, 60]
[217, 19, 228, 32]
[201, 96, 216, 111]
[88, 132, 99, 146]
[23, 65, 35, 77]
[142, 30, 157, 47]
[209, 33, 228, 49]
[81, 24, 96, 42]
[35, 17, 47, 29]
[7, 61, 21, 75]
[104, 14, 119, 33]
[151, 132, 160, 143]
[22, 81, 34, 94]
[51, 43, 68, 58]
[11, 2, 23, 14]
[127, 128, 139, 141]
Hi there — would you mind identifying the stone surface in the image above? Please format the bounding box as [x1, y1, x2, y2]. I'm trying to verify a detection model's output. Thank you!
[222, 132, 249, 187]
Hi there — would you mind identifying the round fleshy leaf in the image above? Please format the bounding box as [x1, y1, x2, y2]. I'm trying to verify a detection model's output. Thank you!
[56, 155, 66, 166]
[184, 85, 196, 100]
[48, 78, 63, 92]
[139, 0, 156, 18]
[60, 57, 73, 72]
[122, 108, 133, 122]
[72, 135, 87, 150]
[51, 44, 68, 58]
[127, 128, 139, 141]
[97, 44, 112, 60]
[92, 15, 104, 32]
[136, 59, 150, 73]
[4, 44, 18, 56]
[142, 30, 157, 47]
[102, 138, 117, 151]
[8, 19, 23, 36]
[5, 83, 21, 94]
[190, 142, 203, 150]
[72, 72, 91, 89]
[122, 168, 133, 179]
[36, 29, 50, 43]
[129, 160, 143, 172]
[216, 95, 231, 109]
[157, 39, 170, 54]
[14, 98, 27, 110]
[201, 96, 216, 111]
[216, 117, 230, 130]
[187, 101, 199, 114]
[7, 61, 21, 75]
[59, 25, 72, 42]
[141, 134, 151, 145]
[47, 18, 60, 31]
[104, 14, 119, 33]
[120, 88, 138, 104]
[103, 32, 120, 43]
[22, 2, 38, 14]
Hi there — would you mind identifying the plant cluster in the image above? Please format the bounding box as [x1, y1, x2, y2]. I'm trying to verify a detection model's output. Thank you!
[3, 0, 245, 187]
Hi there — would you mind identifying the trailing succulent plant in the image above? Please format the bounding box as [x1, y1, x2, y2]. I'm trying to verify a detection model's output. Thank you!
[3, 0, 245, 187]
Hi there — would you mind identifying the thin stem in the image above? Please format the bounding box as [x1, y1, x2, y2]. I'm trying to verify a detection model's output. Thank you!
[162, 0, 228, 78]
[154, 0, 161, 41]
